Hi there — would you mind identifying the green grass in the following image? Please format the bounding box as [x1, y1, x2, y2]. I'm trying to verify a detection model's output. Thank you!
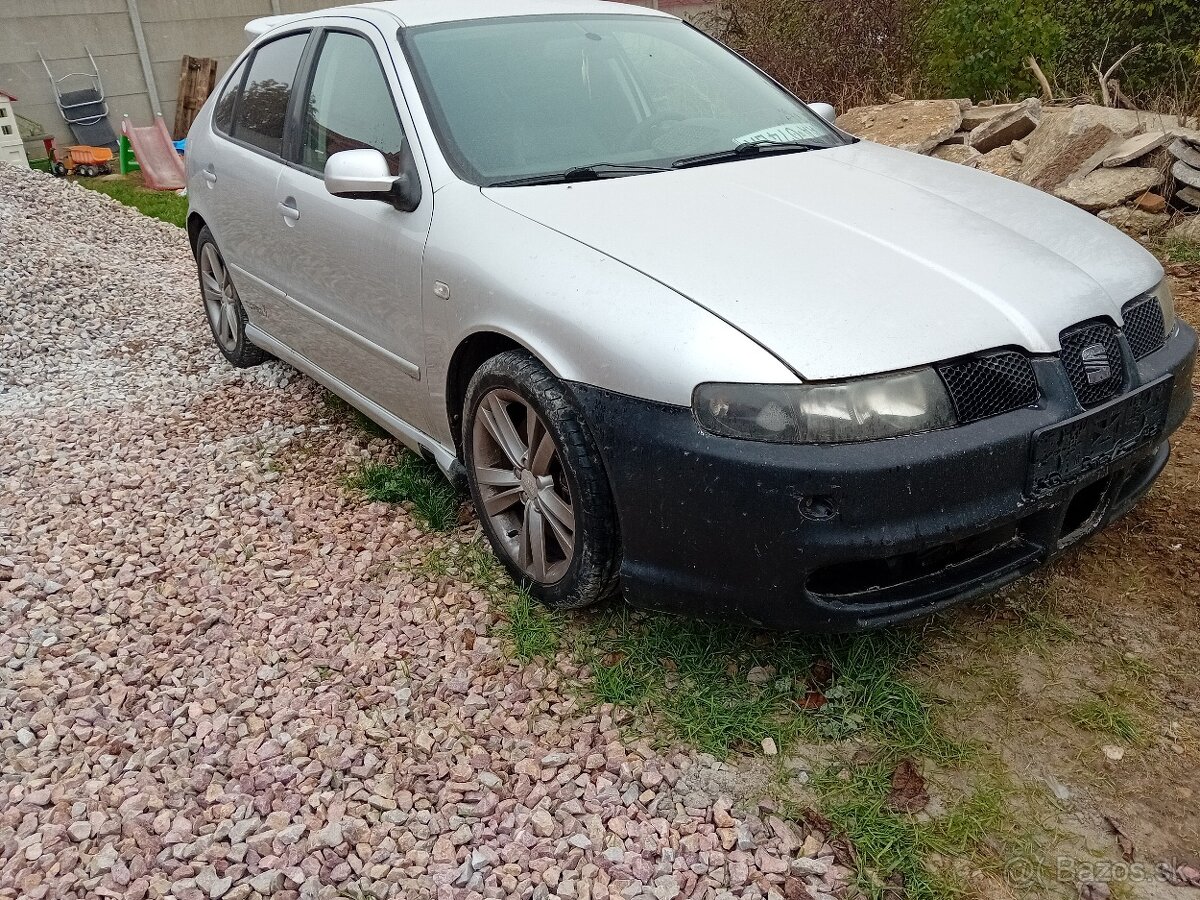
[809, 761, 1028, 900]
[76, 176, 188, 228]
[1068, 694, 1142, 744]
[575, 609, 964, 761]
[497, 590, 563, 661]
[345, 454, 461, 531]
[1162, 239, 1200, 264]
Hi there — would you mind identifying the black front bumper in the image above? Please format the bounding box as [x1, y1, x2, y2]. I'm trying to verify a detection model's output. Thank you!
[570, 323, 1196, 632]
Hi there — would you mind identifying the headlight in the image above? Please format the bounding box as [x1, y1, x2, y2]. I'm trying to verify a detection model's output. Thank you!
[693, 368, 958, 444]
[1152, 278, 1176, 338]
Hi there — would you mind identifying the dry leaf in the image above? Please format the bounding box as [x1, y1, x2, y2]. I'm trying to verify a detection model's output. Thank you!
[1104, 815, 1135, 862]
[830, 834, 857, 868]
[798, 690, 827, 710]
[887, 758, 929, 813]
[801, 806, 834, 834]
[809, 657, 834, 688]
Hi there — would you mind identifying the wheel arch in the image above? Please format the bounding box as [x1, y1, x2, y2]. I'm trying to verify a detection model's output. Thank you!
[446, 330, 537, 455]
[186, 212, 207, 257]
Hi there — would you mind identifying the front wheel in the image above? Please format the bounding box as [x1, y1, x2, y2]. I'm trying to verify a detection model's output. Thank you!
[464, 351, 620, 610]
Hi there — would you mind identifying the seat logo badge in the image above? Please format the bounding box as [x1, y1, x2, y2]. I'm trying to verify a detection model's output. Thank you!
[1081, 343, 1111, 384]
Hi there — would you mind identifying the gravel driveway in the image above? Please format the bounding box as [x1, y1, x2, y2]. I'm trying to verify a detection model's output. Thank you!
[0, 166, 849, 900]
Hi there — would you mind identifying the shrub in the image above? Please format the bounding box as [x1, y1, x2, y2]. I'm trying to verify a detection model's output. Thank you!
[709, 0, 1200, 112]
[1046, 0, 1200, 108]
[707, 0, 924, 109]
[920, 0, 1063, 100]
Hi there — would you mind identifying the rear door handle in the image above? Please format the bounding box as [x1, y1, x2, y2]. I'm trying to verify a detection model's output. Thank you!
[202, 165, 217, 184]
[277, 199, 300, 222]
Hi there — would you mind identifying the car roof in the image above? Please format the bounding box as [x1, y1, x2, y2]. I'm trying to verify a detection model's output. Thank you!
[246, 0, 673, 39]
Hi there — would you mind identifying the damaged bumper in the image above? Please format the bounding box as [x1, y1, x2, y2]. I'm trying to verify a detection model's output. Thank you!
[570, 323, 1196, 632]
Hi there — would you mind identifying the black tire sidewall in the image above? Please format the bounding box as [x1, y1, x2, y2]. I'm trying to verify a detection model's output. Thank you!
[464, 351, 619, 610]
[194, 227, 267, 369]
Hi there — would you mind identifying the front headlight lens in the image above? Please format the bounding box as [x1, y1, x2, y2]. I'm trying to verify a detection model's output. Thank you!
[1152, 278, 1176, 338]
[693, 368, 958, 444]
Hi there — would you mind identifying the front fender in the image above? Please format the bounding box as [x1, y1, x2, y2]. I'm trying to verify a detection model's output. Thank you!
[421, 182, 797, 448]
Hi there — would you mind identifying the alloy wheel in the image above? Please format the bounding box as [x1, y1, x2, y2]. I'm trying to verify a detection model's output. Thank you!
[471, 388, 576, 583]
[200, 243, 239, 352]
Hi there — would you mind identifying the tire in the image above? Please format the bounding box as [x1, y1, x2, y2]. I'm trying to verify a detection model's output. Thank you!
[464, 350, 620, 610]
[195, 226, 268, 368]
[51, 162, 67, 177]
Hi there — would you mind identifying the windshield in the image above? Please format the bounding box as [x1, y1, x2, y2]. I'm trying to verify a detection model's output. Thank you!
[403, 14, 847, 186]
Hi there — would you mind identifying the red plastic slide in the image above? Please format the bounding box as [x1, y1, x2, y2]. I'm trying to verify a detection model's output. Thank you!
[121, 114, 186, 191]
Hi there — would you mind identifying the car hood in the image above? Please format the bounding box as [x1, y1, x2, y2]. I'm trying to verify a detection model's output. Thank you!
[481, 141, 1163, 380]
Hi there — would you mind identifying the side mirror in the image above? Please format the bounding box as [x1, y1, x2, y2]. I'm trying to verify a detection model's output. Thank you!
[324, 148, 421, 212]
[810, 102, 836, 124]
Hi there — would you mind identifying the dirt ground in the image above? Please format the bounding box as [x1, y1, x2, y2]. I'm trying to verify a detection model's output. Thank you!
[915, 260, 1200, 898]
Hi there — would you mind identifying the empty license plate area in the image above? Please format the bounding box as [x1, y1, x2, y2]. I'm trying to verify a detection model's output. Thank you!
[1028, 376, 1173, 498]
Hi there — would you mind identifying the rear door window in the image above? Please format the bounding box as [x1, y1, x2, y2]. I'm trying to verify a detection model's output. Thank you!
[231, 32, 309, 156]
[296, 31, 407, 176]
[212, 58, 247, 134]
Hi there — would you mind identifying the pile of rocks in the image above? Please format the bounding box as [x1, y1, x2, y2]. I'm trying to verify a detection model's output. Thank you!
[836, 97, 1200, 243]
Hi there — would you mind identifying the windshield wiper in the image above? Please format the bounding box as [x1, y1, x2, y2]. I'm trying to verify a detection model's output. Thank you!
[671, 140, 825, 170]
[489, 163, 670, 187]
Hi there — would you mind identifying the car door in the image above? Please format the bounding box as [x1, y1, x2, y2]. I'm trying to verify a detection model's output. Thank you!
[272, 23, 433, 433]
[197, 30, 312, 328]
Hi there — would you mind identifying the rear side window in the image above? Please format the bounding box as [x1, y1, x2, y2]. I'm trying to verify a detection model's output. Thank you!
[212, 58, 247, 134]
[232, 32, 309, 156]
[298, 31, 407, 176]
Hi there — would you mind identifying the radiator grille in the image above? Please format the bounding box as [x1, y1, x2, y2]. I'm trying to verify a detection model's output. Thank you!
[1122, 295, 1166, 360]
[1060, 322, 1125, 408]
[937, 351, 1039, 423]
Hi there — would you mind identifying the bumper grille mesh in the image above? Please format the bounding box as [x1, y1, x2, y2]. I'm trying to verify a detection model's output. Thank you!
[1122, 295, 1166, 359]
[937, 351, 1039, 423]
[1060, 321, 1125, 408]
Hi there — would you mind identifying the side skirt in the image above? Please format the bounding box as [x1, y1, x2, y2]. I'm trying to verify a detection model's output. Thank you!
[245, 323, 463, 480]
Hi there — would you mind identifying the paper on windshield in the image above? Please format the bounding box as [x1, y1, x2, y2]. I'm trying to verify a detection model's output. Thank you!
[734, 122, 826, 145]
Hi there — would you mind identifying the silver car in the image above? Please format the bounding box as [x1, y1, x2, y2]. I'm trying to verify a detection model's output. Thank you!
[187, 0, 1196, 630]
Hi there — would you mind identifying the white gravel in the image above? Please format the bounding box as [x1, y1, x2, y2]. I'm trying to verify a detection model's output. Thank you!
[0, 164, 850, 900]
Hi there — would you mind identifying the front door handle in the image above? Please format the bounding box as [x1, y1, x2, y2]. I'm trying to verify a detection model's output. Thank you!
[277, 199, 300, 222]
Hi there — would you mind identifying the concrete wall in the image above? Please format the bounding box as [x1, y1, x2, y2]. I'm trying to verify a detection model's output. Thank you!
[0, 0, 714, 159]
[0, 0, 329, 156]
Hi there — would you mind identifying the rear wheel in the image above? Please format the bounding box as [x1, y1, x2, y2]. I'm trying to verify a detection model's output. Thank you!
[195, 227, 267, 368]
[464, 351, 620, 610]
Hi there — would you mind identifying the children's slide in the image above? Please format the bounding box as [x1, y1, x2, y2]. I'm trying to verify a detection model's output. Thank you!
[121, 114, 186, 190]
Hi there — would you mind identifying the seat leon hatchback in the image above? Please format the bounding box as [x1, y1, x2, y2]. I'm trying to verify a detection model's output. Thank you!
[186, 0, 1196, 631]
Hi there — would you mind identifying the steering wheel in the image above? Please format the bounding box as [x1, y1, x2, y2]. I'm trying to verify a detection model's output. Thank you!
[621, 112, 687, 152]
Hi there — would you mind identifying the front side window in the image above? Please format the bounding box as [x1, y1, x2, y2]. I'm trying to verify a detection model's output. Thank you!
[232, 32, 309, 156]
[405, 14, 846, 185]
[298, 31, 407, 175]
